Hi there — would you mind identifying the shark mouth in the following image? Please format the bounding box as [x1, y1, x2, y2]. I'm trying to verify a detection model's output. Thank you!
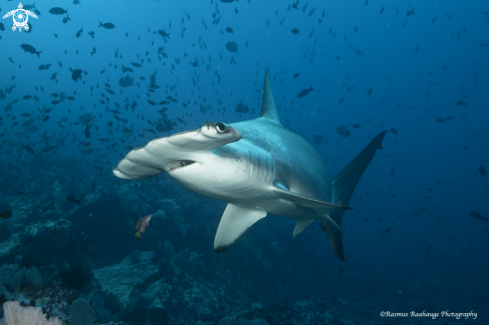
[166, 160, 196, 172]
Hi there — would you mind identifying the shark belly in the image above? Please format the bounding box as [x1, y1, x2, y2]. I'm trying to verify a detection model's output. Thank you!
[168, 141, 274, 204]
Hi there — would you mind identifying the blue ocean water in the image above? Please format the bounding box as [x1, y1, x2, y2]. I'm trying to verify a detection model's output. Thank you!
[0, 0, 487, 324]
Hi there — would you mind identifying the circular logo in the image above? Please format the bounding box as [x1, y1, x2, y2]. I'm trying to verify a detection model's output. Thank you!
[2, 3, 38, 32]
[13, 9, 28, 28]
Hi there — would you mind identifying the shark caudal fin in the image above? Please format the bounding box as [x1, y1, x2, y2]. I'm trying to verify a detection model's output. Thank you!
[320, 130, 387, 261]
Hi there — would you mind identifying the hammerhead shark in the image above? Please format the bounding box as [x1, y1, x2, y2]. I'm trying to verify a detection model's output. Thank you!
[114, 69, 387, 260]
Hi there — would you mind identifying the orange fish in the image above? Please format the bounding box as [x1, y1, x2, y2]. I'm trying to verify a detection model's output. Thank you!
[134, 215, 152, 239]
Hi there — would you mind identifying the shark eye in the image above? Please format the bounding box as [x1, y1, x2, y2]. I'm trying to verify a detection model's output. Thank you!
[216, 122, 227, 133]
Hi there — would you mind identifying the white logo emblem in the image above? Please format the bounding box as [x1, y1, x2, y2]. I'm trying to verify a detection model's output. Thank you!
[2, 3, 38, 32]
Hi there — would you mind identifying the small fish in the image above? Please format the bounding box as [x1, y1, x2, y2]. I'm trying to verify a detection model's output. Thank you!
[134, 215, 152, 239]
[298, 86, 314, 98]
[293, 72, 300, 78]
[235, 100, 250, 113]
[479, 166, 487, 177]
[70, 68, 85, 82]
[352, 123, 360, 129]
[84, 124, 91, 138]
[382, 227, 393, 234]
[22, 144, 35, 155]
[291, 28, 300, 35]
[469, 212, 488, 223]
[76, 27, 83, 38]
[225, 41, 238, 53]
[20, 44, 42, 58]
[99, 22, 115, 29]
[390, 128, 398, 136]
[49, 7, 68, 15]
[157, 30, 170, 39]
[62, 14, 71, 23]
[66, 195, 82, 206]
[225, 27, 233, 34]
[455, 101, 467, 107]
[406, 8, 415, 16]
[335, 125, 350, 137]
[0, 210, 12, 220]
[367, 88, 372, 94]
[380, 6, 385, 14]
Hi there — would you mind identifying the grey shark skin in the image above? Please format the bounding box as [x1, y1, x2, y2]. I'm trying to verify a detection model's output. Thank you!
[114, 69, 387, 260]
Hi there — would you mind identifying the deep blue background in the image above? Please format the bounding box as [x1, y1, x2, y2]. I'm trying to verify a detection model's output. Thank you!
[0, 0, 487, 322]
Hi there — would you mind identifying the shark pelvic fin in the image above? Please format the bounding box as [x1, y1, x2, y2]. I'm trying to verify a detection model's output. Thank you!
[293, 219, 315, 237]
[259, 69, 281, 124]
[319, 217, 345, 261]
[273, 186, 351, 210]
[214, 204, 267, 253]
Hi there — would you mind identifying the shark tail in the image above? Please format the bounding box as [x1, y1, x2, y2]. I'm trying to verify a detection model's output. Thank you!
[36, 51, 42, 58]
[320, 130, 387, 261]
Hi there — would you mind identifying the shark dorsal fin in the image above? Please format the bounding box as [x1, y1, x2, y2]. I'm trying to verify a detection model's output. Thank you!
[259, 69, 281, 124]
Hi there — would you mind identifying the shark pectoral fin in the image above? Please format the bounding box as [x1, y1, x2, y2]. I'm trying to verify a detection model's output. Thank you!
[214, 204, 267, 253]
[293, 219, 315, 237]
[273, 186, 351, 210]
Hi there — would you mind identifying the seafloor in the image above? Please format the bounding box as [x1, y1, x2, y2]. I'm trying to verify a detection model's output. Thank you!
[0, 174, 482, 324]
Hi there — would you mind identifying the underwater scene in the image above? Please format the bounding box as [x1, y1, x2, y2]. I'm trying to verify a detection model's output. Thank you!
[0, 0, 488, 324]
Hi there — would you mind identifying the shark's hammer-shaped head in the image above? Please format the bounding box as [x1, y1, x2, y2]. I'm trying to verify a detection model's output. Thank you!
[113, 121, 242, 181]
